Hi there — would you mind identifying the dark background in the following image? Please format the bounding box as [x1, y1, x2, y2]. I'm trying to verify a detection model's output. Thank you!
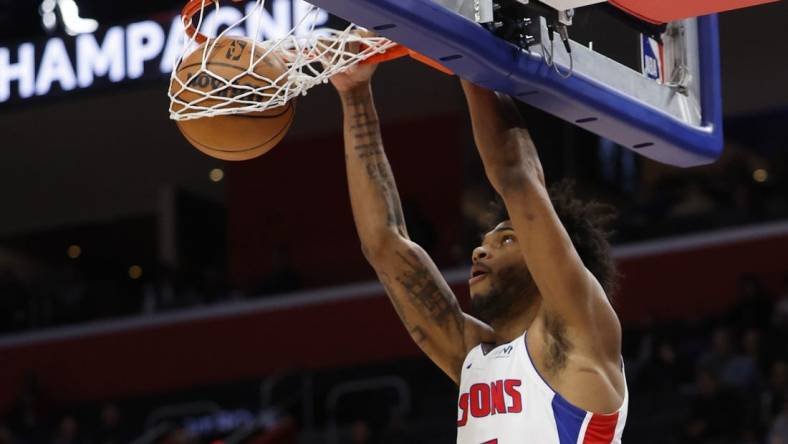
[0, 1, 787, 443]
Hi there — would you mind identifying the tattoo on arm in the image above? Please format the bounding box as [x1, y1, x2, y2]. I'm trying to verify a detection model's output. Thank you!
[380, 272, 428, 346]
[379, 249, 466, 347]
[345, 91, 407, 234]
[394, 250, 457, 326]
[344, 92, 467, 372]
[394, 249, 464, 335]
[380, 272, 408, 322]
[409, 325, 427, 344]
[378, 249, 469, 380]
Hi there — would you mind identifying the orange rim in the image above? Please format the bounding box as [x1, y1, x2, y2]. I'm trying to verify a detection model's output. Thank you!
[181, 0, 453, 75]
[182, 0, 211, 43]
[363, 45, 454, 75]
[183, 0, 248, 44]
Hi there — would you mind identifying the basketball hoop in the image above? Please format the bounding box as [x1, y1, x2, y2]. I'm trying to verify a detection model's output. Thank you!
[169, 0, 451, 121]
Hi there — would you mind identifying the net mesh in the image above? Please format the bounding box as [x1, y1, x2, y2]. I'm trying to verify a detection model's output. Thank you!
[168, 0, 396, 121]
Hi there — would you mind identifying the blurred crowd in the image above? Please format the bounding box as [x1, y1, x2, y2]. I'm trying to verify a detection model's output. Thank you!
[613, 148, 788, 242]
[2, 139, 786, 335]
[624, 274, 788, 444]
[0, 401, 130, 444]
[0, 94, 783, 336]
[0, 273, 786, 443]
[0, 260, 300, 335]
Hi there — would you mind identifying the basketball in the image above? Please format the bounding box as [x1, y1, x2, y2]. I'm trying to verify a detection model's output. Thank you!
[171, 36, 296, 161]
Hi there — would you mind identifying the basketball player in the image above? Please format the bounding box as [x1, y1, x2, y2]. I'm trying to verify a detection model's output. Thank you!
[331, 60, 628, 442]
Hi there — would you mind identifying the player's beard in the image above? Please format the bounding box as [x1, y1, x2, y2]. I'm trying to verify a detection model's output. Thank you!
[470, 264, 536, 326]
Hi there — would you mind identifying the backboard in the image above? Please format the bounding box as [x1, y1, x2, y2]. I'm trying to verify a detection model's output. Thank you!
[305, 0, 729, 167]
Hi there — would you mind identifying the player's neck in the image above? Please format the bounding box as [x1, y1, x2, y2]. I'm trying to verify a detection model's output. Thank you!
[491, 295, 541, 344]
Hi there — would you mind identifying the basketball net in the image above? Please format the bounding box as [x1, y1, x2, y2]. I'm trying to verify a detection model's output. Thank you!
[168, 0, 408, 121]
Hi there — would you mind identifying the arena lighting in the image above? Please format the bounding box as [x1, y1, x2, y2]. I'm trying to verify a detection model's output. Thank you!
[753, 169, 769, 183]
[40, 0, 58, 31]
[209, 168, 224, 183]
[40, 0, 99, 36]
[59, 0, 99, 36]
[66, 244, 81, 259]
[128, 265, 143, 280]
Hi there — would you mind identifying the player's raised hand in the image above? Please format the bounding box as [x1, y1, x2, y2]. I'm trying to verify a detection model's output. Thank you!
[329, 31, 379, 93]
[330, 63, 378, 93]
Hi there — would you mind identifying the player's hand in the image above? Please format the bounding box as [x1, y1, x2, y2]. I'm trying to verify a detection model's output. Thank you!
[330, 62, 378, 93]
[329, 31, 379, 94]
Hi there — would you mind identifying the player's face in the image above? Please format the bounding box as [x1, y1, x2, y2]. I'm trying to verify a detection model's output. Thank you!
[469, 221, 535, 325]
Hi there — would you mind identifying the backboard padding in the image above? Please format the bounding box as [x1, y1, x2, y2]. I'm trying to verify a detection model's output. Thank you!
[308, 0, 723, 167]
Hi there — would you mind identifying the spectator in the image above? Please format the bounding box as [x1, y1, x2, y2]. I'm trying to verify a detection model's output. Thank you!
[161, 427, 197, 444]
[52, 415, 81, 444]
[769, 399, 788, 444]
[728, 275, 773, 329]
[349, 420, 371, 444]
[93, 403, 128, 444]
[669, 181, 716, 221]
[725, 328, 763, 390]
[0, 425, 13, 444]
[763, 361, 788, 421]
[337, 420, 372, 444]
[773, 274, 788, 329]
[683, 368, 742, 443]
[380, 411, 409, 444]
[744, 328, 769, 376]
[8, 372, 50, 444]
[51, 265, 87, 326]
[737, 429, 761, 444]
[698, 327, 738, 385]
[730, 328, 770, 439]
[637, 338, 687, 392]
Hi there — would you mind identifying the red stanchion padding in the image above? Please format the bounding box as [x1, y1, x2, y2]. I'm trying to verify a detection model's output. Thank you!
[610, 0, 778, 24]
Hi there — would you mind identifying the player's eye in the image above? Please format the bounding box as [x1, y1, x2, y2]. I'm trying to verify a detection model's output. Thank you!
[501, 234, 515, 245]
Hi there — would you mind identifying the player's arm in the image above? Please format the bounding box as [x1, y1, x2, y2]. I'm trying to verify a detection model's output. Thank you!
[460, 80, 621, 359]
[333, 68, 494, 384]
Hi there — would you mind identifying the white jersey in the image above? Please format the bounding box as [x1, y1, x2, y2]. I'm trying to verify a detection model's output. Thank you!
[457, 331, 628, 444]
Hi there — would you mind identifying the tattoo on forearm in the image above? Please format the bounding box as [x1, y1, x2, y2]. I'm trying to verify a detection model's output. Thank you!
[354, 143, 380, 159]
[345, 91, 407, 234]
[380, 272, 428, 346]
[409, 326, 427, 345]
[350, 121, 378, 129]
[395, 250, 464, 333]
[380, 273, 408, 322]
[353, 131, 380, 139]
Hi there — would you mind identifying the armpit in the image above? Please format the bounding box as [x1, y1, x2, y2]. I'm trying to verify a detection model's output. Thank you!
[542, 311, 573, 375]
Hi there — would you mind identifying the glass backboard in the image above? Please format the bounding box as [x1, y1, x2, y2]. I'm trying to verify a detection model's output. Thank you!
[306, 0, 726, 167]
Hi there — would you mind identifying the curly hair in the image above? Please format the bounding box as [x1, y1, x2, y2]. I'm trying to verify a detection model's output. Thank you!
[491, 179, 619, 301]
